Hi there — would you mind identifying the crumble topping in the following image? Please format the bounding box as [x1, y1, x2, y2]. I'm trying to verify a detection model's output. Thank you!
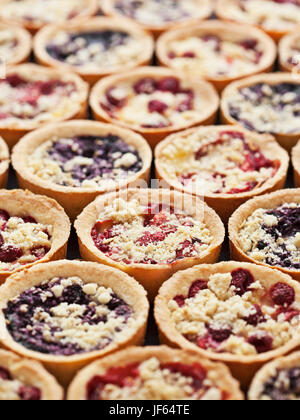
[100, 76, 202, 129]
[27, 134, 142, 189]
[169, 269, 300, 356]
[0, 28, 18, 63]
[260, 367, 300, 400]
[0, 367, 41, 401]
[0, 210, 52, 272]
[46, 30, 145, 70]
[87, 357, 228, 400]
[158, 130, 278, 195]
[113, 0, 208, 26]
[4, 276, 135, 356]
[238, 203, 300, 270]
[92, 198, 213, 265]
[227, 82, 300, 134]
[167, 34, 264, 79]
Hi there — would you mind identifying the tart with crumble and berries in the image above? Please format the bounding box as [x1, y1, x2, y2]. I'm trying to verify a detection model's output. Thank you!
[0, 0, 98, 34]
[74, 188, 225, 301]
[0, 349, 63, 400]
[249, 351, 300, 400]
[216, 0, 300, 41]
[90, 67, 219, 149]
[101, 0, 213, 38]
[0, 64, 88, 149]
[67, 346, 244, 400]
[156, 20, 276, 92]
[34, 17, 154, 86]
[155, 261, 300, 387]
[229, 189, 300, 282]
[155, 126, 289, 222]
[0, 24, 32, 66]
[0, 189, 70, 285]
[12, 121, 152, 221]
[221, 73, 300, 152]
[279, 31, 300, 73]
[0, 136, 9, 189]
[0, 260, 149, 385]
[292, 141, 300, 187]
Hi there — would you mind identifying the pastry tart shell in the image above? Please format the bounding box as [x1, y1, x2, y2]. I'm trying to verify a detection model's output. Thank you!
[292, 141, 300, 188]
[0, 23, 32, 65]
[279, 31, 300, 72]
[0, 137, 9, 189]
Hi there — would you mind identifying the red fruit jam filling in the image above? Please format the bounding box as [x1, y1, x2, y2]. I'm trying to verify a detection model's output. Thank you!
[0, 366, 41, 400]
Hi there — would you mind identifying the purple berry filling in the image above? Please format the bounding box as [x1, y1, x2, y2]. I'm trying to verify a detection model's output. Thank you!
[262, 367, 300, 400]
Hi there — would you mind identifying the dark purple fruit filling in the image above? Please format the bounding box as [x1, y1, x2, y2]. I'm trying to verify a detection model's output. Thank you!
[0, 366, 41, 400]
[262, 367, 300, 400]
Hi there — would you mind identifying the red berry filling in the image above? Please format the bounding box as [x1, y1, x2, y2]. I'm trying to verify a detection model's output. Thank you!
[0, 365, 41, 400]
[270, 282, 295, 307]
[230, 268, 255, 296]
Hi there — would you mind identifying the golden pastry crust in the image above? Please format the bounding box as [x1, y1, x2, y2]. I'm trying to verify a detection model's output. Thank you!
[156, 20, 276, 92]
[0, 189, 70, 285]
[279, 31, 300, 72]
[67, 346, 244, 400]
[292, 141, 300, 188]
[0, 260, 149, 386]
[0, 23, 32, 65]
[221, 73, 300, 152]
[0, 349, 63, 400]
[155, 125, 289, 222]
[249, 351, 300, 400]
[12, 120, 152, 221]
[229, 189, 300, 281]
[101, 0, 213, 38]
[74, 188, 225, 302]
[0, 0, 98, 34]
[34, 17, 154, 86]
[0, 137, 9, 189]
[0, 64, 89, 149]
[216, 0, 300, 41]
[90, 66, 219, 149]
[154, 261, 300, 388]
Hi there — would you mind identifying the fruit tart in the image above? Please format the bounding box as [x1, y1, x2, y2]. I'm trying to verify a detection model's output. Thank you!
[67, 346, 244, 400]
[0, 260, 149, 385]
[90, 66, 219, 149]
[292, 141, 300, 187]
[155, 261, 300, 387]
[0, 136, 9, 189]
[0, 23, 31, 66]
[34, 17, 154, 86]
[279, 31, 300, 73]
[12, 120, 152, 221]
[249, 351, 300, 400]
[0, 64, 88, 149]
[221, 73, 300, 151]
[74, 188, 225, 301]
[157, 20, 276, 92]
[0, 190, 70, 285]
[0, 349, 63, 400]
[229, 189, 300, 282]
[155, 126, 289, 222]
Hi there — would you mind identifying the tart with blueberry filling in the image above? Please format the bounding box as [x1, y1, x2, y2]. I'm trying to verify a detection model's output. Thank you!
[155, 261, 300, 387]
[102, 0, 213, 37]
[0, 189, 70, 284]
[0, 0, 98, 34]
[0, 136, 9, 189]
[0, 260, 149, 386]
[221, 73, 300, 151]
[0, 64, 88, 149]
[216, 0, 300, 41]
[90, 67, 219, 149]
[0, 349, 63, 400]
[75, 188, 225, 301]
[0, 24, 31, 66]
[67, 346, 244, 400]
[34, 17, 154, 86]
[12, 121, 152, 221]
[249, 351, 300, 400]
[155, 126, 289, 222]
[292, 141, 300, 187]
[157, 20, 276, 92]
[229, 189, 300, 282]
[279, 31, 300, 72]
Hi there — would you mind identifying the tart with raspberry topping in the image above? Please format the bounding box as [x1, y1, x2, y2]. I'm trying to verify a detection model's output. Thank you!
[90, 67, 219, 148]
[0, 349, 63, 400]
[249, 351, 300, 400]
[279, 31, 300, 72]
[0, 64, 88, 149]
[155, 126, 288, 222]
[221, 73, 300, 151]
[102, 0, 213, 37]
[0, 0, 98, 34]
[292, 141, 300, 187]
[157, 20, 276, 92]
[34, 17, 154, 86]
[216, 0, 300, 41]
[0, 190, 70, 284]
[0, 136, 9, 189]
[75, 189, 225, 301]
[155, 261, 300, 387]
[12, 121, 152, 221]
[0, 23, 31, 66]
[0, 260, 149, 385]
[67, 346, 244, 400]
[229, 189, 300, 282]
